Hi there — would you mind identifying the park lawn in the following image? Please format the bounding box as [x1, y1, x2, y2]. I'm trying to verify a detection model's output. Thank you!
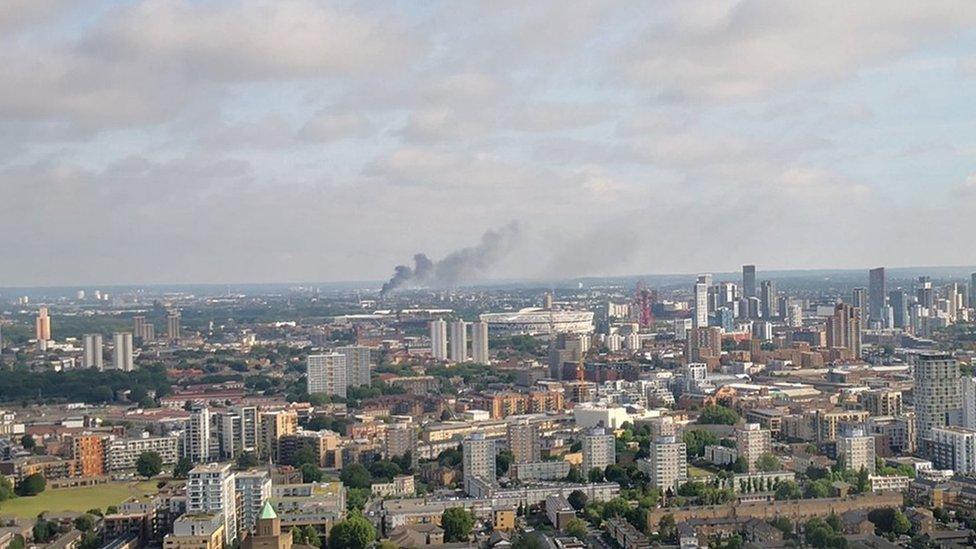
[688, 465, 715, 479]
[0, 480, 160, 519]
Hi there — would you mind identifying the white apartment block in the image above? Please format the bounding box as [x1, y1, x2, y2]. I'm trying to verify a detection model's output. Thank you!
[306, 353, 347, 398]
[188, 463, 238, 543]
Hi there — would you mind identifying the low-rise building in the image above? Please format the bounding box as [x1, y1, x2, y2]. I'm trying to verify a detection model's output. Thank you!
[546, 494, 576, 530]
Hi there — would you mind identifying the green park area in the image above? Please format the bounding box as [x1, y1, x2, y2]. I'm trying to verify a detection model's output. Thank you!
[0, 480, 160, 519]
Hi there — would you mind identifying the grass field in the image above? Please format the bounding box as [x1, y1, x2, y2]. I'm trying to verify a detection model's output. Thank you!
[688, 465, 716, 479]
[0, 480, 160, 519]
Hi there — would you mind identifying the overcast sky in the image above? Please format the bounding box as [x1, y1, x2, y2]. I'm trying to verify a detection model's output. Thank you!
[2, 0, 976, 287]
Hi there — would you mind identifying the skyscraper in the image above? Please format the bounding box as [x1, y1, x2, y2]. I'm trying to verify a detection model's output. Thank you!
[429, 319, 448, 360]
[889, 290, 908, 329]
[742, 265, 756, 299]
[760, 280, 776, 319]
[336, 346, 371, 387]
[449, 319, 468, 363]
[826, 303, 861, 358]
[582, 427, 615, 477]
[113, 332, 134, 371]
[916, 276, 934, 309]
[507, 418, 540, 464]
[735, 423, 772, 472]
[471, 321, 489, 365]
[971, 273, 976, 311]
[132, 315, 154, 341]
[851, 288, 867, 311]
[83, 333, 104, 370]
[693, 279, 709, 329]
[914, 352, 962, 453]
[306, 353, 347, 398]
[35, 307, 51, 341]
[837, 427, 876, 474]
[646, 436, 688, 491]
[868, 267, 886, 321]
[167, 313, 181, 344]
[187, 407, 213, 464]
[462, 433, 495, 494]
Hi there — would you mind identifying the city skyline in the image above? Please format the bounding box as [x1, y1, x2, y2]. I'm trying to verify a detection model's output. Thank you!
[2, 1, 976, 286]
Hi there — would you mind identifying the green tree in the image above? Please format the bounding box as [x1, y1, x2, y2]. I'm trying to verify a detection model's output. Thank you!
[696, 405, 740, 425]
[495, 451, 513, 477]
[340, 463, 372, 489]
[805, 478, 833, 499]
[301, 463, 323, 483]
[731, 456, 748, 473]
[328, 513, 375, 549]
[658, 514, 677, 543]
[32, 519, 59, 543]
[173, 457, 193, 479]
[0, 475, 14, 501]
[604, 464, 629, 487]
[564, 518, 588, 539]
[756, 453, 781, 472]
[367, 460, 402, 482]
[775, 480, 802, 500]
[345, 488, 370, 511]
[442, 508, 475, 542]
[20, 434, 36, 451]
[136, 451, 163, 478]
[15, 473, 45, 496]
[73, 514, 96, 532]
[293, 447, 318, 468]
[567, 489, 588, 510]
[588, 467, 605, 483]
[565, 466, 583, 483]
[682, 430, 719, 458]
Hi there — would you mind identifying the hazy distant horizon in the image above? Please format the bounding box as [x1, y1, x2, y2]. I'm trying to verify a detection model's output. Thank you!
[3, 264, 975, 298]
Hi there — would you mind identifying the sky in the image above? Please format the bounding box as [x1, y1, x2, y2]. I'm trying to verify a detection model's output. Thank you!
[2, 0, 976, 287]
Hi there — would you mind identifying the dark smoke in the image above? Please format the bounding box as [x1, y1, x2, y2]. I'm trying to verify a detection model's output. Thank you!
[380, 223, 520, 294]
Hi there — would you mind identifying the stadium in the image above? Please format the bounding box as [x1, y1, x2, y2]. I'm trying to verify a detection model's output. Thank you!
[479, 308, 594, 336]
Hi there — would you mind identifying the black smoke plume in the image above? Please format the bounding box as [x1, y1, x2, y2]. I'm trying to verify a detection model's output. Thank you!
[380, 223, 520, 294]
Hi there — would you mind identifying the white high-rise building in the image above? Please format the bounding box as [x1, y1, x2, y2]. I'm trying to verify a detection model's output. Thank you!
[113, 332, 134, 371]
[216, 406, 259, 460]
[336, 346, 371, 388]
[735, 423, 771, 472]
[306, 353, 347, 398]
[914, 352, 962, 452]
[188, 463, 238, 543]
[83, 334, 103, 370]
[837, 427, 876, 474]
[646, 436, 688, 491]
[187, 407, 213, 464]
[234, 471, 271, 532]
[471, 321, 489, 364]
[430, 319, 448, 360]
[462, 433, 495, 494]
[582, 427, 615, 477]
[930, 426, 976, 474]
[962, 377, 976, 430]
[693, 280, 709, 329]
[450, 319, 468, 363]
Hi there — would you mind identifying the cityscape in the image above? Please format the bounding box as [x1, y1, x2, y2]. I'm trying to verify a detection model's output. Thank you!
[1, 266, 976, 549]
[3, 2, 976, 549]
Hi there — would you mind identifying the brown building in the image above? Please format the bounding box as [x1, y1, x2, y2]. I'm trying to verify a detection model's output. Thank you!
[476, 390, 565, 419]
[71, 435, 105, 478]
[277, 431, 342, 469]
[242, 502, 292, 549]
[261, 411, 298, 461]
